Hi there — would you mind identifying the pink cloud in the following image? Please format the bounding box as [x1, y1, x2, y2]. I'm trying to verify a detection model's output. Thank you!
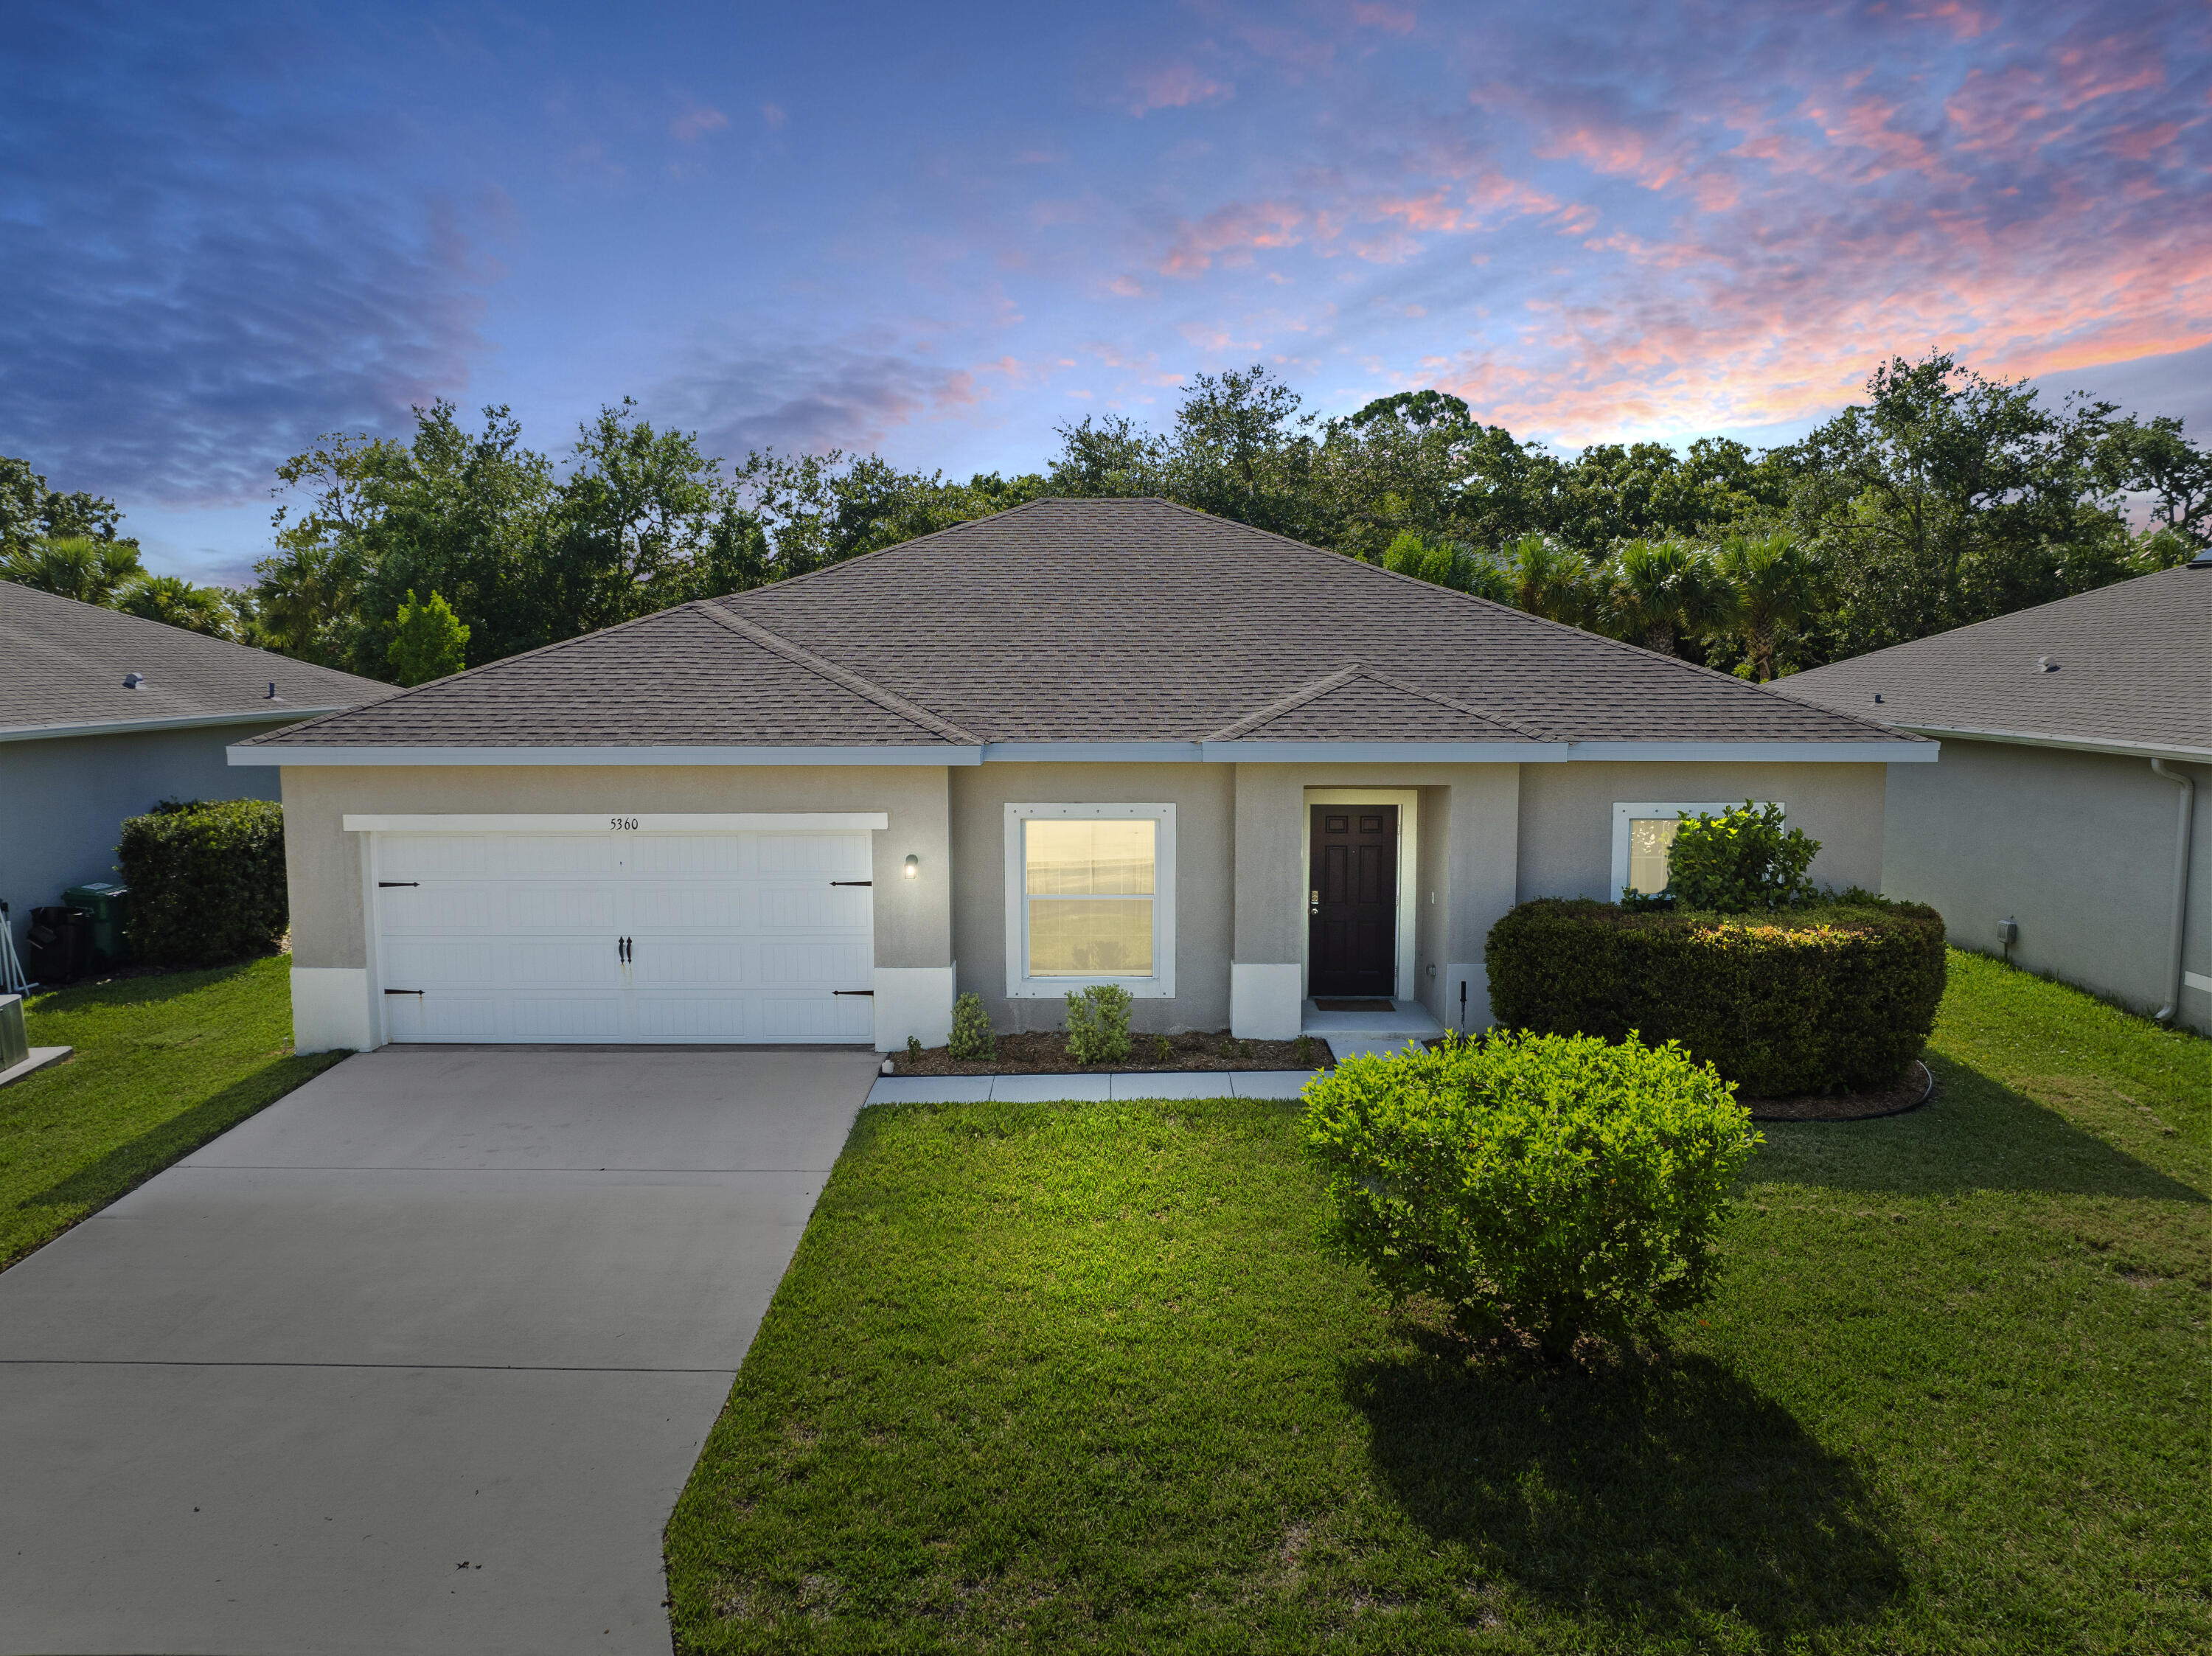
[669, 105, 728, 144]
[1158, 198, 1308, 275]
[1127, 62, 1234, 115]
[1349, 2, 1417, 35]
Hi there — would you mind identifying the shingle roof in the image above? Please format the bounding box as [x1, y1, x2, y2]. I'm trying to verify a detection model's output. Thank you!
[1778, 564, 2212, 756]
[243, 498, 1913, 752]
[0, 580, 389, 737]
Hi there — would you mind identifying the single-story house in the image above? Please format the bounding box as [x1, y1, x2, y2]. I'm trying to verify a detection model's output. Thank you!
[1783, 555, 2212, 1034]
[229, 498, 1933, 1054]
[1, 580, 389, 959]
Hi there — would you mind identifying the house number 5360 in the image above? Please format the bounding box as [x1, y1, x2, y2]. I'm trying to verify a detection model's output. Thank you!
[608, 817, 640, 831]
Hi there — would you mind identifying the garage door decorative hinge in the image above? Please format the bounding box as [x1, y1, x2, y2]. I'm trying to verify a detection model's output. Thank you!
[830, 880, 872, 887]
[378, 881, 419, 888]
[832, 989, 874, 997]
[383, 989, 424, 996]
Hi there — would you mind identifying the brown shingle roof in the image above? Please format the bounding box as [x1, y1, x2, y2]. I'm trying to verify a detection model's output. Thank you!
[1, 580, 388, 736]
[243, 498, 1913, 751]
[1779, 564, 2212, 755]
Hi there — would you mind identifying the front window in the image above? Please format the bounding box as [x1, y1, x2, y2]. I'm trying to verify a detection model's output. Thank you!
[1611, 801, 1782, 900]
[1025, 819, 1155, 975]
[1005, 804, 1176, 997]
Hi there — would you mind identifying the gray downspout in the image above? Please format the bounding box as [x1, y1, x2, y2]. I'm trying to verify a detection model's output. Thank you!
[2150, 759, 2196, 1023]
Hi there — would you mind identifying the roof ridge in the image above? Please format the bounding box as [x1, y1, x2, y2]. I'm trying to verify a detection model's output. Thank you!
[1203, 666, 1365, 741]
[691, 605, 984, 745]
[1204, 661, 1556, 742]
[230, 601, 703, 745]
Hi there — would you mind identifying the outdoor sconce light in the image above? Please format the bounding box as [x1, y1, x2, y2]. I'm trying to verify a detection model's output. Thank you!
[903, 855, 920, 880]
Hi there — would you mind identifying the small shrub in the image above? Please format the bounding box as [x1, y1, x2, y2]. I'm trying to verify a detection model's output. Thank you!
[1486, 896, 1947, 1095]
[1063, 984, 1134, 1066]
[905, 1035, 923, 1065]
[1152, 1035, 1173, 1064]
[1302, 1031, 1760, 1361]
[1294, 1034, 1315, 1068]
[116, 799, 288, 966]
[1663, 801, 1820, 912]
[947, 992, 995, 1061]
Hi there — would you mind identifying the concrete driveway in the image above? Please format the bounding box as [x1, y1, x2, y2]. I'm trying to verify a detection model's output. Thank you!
[0, 1045, 877, 1656]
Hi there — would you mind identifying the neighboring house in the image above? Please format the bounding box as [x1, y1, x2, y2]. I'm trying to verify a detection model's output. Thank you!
[1784, 556, 2212, 1034]
[229, 498, 1932, 1055]
[1, 581, 390, 959]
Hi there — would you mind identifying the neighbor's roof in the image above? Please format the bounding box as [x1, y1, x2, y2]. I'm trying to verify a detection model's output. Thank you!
[0, 580, 390, 741]
[237, 498, 1919, 759]
[1780, 563, 2212, 760]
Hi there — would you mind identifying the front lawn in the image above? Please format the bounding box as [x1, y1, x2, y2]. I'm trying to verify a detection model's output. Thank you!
[1, 955, 345, 1269]
[666, 950, 2211, 1654]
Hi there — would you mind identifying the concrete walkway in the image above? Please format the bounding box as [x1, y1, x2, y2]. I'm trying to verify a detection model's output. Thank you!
[0, 1045, 877, 1656]
[866, 1068, 1319, 1103]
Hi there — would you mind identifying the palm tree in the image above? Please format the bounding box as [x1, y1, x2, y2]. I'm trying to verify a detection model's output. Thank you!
[1, 536, 145, 605]
[1717, 529, 1822, 680]
[117, 575, 237, 639]
[1506, 532, 1593, 625]
[1607, 537, 1739, 656]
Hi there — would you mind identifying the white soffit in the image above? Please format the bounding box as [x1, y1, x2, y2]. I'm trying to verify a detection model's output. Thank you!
[341, 813, 890, 832]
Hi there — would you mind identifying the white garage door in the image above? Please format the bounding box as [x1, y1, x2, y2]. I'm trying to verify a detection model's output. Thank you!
[369, 826, 875, 1044]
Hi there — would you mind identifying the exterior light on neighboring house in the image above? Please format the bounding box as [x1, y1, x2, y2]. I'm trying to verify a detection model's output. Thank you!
[903, 855, 920, 880]
[122, 672, 145, 689]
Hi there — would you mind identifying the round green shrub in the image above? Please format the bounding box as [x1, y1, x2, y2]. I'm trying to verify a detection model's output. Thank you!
[116, 798, 288, 967]
[1665, 800, 1820, 911]
[1485, 897, 1947, 1096]
[947, 991, 995, 1061]
[1301, 1031, 1759, 1361]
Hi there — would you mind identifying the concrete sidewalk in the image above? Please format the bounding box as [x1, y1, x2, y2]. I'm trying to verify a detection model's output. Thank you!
[866, 1068, 1320, 1103]
[0, 1045, 877, 1656]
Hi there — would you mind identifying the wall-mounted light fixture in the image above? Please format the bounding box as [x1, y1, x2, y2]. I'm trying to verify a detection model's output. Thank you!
[902, 854, 920, 880]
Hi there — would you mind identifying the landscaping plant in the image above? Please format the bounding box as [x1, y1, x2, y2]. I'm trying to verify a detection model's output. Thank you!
[946, 991, 995, 1061]
[115, 798, 288, 966]
[1063, 983, 1134, 1066]
[1663, 800, 1822, 911]
[1486, 896, 1947, 1094]
[1301, 1030, 1759, 1361]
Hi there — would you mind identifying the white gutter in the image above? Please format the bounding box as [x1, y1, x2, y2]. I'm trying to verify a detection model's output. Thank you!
[228, 742, 987, 767]
[1891, 723, 2212, 766]
[2150, 759, 2197, 1023]
[2, 706, 352, 745]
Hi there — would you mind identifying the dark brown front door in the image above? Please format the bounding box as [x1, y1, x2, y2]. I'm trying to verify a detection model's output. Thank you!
[1309, 805, 1397, 998]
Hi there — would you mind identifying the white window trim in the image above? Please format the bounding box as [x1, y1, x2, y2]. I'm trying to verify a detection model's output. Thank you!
[1004, 803, 1176, 999]
[1610, 801, 1783, 899]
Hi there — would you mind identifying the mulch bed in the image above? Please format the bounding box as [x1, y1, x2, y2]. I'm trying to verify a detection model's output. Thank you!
[1743, 1060, 1934, 1121]
[890, 1029, 1332, 1076]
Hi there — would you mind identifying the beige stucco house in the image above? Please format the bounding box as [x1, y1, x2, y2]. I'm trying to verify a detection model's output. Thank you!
[230, 499, 1931, 1054]
[1784, 557, 2212, 1034]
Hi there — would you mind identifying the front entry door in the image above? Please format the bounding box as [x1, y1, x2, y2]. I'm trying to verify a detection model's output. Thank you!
[1309, 805, 1397, 998]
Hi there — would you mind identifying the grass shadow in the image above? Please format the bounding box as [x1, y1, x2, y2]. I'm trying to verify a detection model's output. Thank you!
[24, 956, 271, 1015]
[3, 1051, 344, 1266]
[1349, 1330, 1904, 1641]
[1750, 1054, 2208, 1202]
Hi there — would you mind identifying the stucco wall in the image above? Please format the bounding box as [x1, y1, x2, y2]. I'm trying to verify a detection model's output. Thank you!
[1883, 740, 2211, 1031]
[277, 764, 953, 972]
[949, 761, 1235, 1034]
[1515, 762, 1888, 903]
[1, 722, 292, 955]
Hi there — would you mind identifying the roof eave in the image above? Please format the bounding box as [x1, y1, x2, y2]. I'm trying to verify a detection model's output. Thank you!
[1889, 723, 2212, 765]
[227, 742, 987, 767]
[3, 706, 355, 745]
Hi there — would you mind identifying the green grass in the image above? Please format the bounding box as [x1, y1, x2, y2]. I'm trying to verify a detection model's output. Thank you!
[1, 955, 345, 1269]
[666, 949, 2211, 1654]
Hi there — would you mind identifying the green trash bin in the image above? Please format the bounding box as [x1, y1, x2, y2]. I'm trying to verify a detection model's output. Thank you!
[62, 883, 131, 969]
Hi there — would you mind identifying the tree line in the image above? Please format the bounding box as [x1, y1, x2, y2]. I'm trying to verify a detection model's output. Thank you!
[4, 350, 2205, 685]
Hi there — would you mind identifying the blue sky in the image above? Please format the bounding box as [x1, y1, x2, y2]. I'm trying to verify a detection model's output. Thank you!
[4, 1, 2208, 582]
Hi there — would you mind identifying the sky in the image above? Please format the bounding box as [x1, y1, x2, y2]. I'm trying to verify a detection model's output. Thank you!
[4, 0, 2208, 584]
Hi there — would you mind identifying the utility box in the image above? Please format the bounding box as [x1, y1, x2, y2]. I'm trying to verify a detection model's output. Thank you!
[0, 995, 26, 1072]
[62, 883, 131, 969]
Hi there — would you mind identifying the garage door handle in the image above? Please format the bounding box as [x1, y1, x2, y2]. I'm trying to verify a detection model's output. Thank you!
[832, 989, 874, 997]
[830, 880, 872, 887]
[378, 881, 418, 888]
[383, 989, 423, 996]
[618, 937, 631, 963]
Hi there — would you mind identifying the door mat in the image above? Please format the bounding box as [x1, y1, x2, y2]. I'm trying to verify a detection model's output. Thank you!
[1313, 998, 1396, 1012]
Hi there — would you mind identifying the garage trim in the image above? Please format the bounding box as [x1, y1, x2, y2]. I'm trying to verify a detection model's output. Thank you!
[343, 813, 890, 832]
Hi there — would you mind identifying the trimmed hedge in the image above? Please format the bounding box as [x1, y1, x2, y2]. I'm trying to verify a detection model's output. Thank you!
[116, 799, 288, 967]
[1303, 1030, 1759, 1360]
[1484, 897, 1947, 1096]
